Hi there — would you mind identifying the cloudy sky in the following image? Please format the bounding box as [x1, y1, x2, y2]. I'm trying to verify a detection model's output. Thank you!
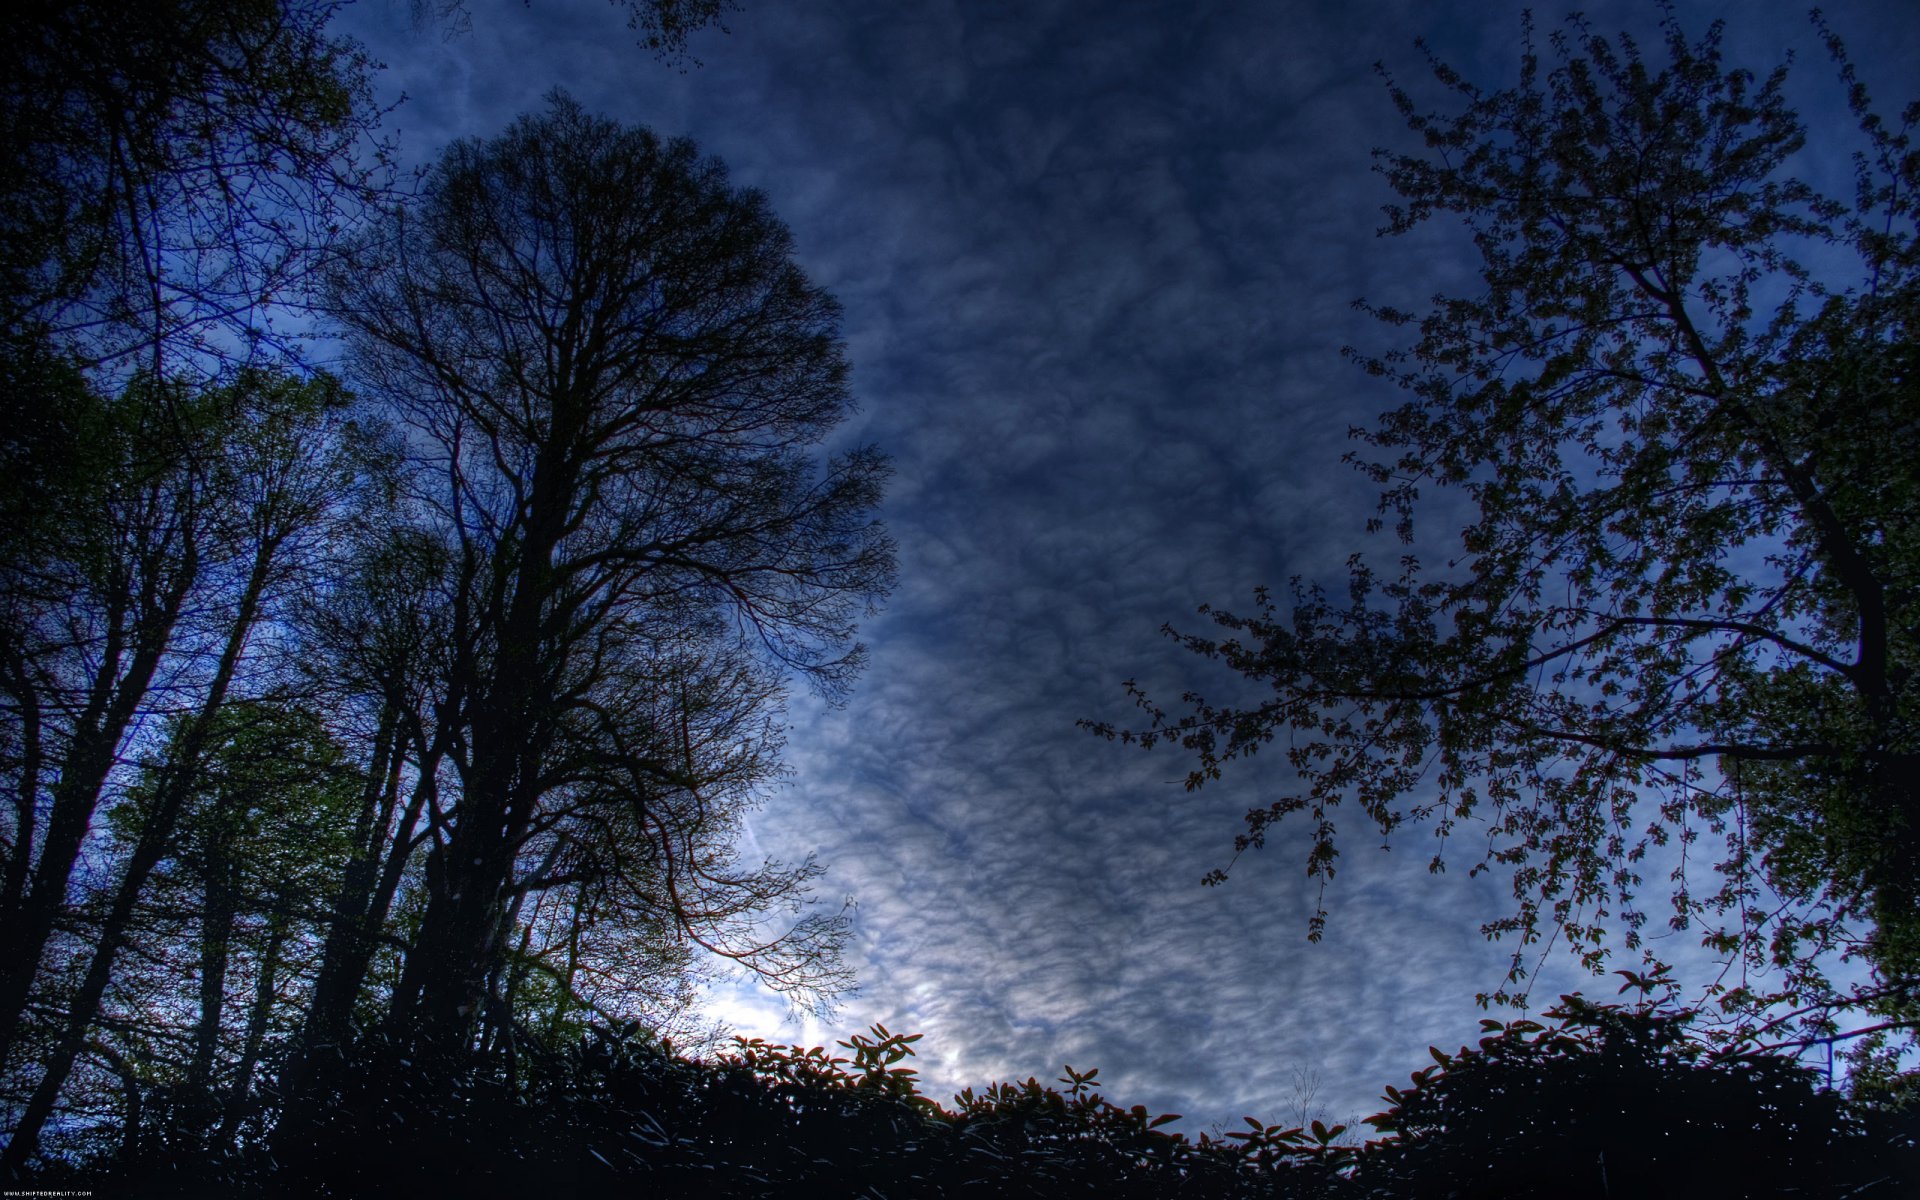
[330, 0, 1917, 1134]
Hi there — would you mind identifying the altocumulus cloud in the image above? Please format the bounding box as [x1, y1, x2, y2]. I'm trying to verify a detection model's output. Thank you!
[335, 0, 1919, 1133]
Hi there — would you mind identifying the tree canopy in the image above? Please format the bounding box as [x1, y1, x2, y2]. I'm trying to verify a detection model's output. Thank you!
[0, 0, 383, 378]
[315, 95, 892, 1069]
[1092, 12, 1918, 1064]
[0, 0, 891, 1172]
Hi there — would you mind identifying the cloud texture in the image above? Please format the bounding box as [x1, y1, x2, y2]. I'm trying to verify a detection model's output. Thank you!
[335, 0, 1919, 1131]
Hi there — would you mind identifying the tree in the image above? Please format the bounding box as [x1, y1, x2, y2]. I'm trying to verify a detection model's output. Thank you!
[2, 0, 387, 1138]
[0, 368, 361, 1169]
[482, 640, 806, 1056]
[115, 701, 360, 1150]
[1091, 13, 1918, 1059]
[0, 0, 384, 379]
[315, 94, 894, 1075]
[275, 516, 455, 1093]
[1355, 984, 1906, 1198]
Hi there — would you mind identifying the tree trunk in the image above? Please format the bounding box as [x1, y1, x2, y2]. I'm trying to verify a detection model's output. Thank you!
[391, 521, 561, 1064]
[284, 710, 395, 1052]
[277, 731, 434, 1118]
[0, 642, 43, 923]
[219, 911, 287, 1148]
[3, 769, 193, 1173]
[0, 534, 268, 1172]
[0, 574, 186, 1070]
[183, 812, 237, 1135]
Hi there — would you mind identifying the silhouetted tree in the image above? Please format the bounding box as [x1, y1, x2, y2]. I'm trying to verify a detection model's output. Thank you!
[1093, 12, 1918, 1060]
[313, 94, 893, 1083]
[0, 369, 360, 1169]
[276, 517, 455, 1094]
[3, 0, 386, 1148]
[0, 0, 384, 379]
[1355, 985, 1909, 1197]
[3, 0, 864, 1176]
[101, 702, 361, 1151]
[479, 641, 790, 1058]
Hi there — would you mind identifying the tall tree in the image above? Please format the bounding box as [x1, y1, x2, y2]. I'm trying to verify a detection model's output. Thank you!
[3, 0, 383, 1122]
[317, 95, 894, 1072]
[67, 701, 361, 1153]
[1, 373, 236, 1073]
[1093, 14, 1918, 1057]
[277, 516, 453, 1091]
[178, 704, 358, 1143]
[0, 368, 360, 1169]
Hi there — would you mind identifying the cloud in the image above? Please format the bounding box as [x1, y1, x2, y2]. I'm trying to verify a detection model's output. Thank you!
[337, 0, 1920, 1136]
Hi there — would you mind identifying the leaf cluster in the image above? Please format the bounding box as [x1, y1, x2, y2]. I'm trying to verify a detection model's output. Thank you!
[1090, 5, 1920, 1054]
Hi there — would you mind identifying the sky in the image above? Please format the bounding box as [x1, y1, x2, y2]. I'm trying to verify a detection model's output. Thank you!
[329, 0, 1919, 1135]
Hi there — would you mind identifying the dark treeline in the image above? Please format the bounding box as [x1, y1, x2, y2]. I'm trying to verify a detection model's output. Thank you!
[13, 985, 1920, 1196]
[1, 1, 1916, 1196]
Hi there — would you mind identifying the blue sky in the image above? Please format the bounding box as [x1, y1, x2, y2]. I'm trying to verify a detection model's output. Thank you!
[331, 0, 1918, 1134]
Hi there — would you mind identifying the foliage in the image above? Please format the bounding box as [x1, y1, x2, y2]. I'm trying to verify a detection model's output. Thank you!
[0, 0, 385, 376]
[417, 0, 740, 65]
[53, 1022, 1331, 1198]
[1089, 10, 1920, 1055]
[1358, 974, 1914, 1197]
[0, 0, 865, 1181]
[24, 1002, 1916, 1198]
[612, 0, 741, 61]
[313, 93, 893, 1077]
[101, 701, 362, 1148]
[2, 2, 385, 1150]
[0, 367, 365, 1168]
